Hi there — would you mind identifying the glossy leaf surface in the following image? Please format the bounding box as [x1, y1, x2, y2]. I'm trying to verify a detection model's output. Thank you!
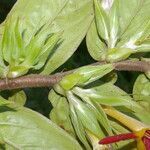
[0, 102, 82, 150]
[8, 90, 26, 106]
[133, 74, 150, 102]
[73, 83, 136, 108]
[87, 0, 150, 62]
[0, 0, 94, 77]
[49, 89, 75, 137]
[59, 64, 114, 90]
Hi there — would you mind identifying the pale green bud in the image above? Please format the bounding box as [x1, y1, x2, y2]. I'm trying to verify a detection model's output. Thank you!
[106, 48, 133, 62]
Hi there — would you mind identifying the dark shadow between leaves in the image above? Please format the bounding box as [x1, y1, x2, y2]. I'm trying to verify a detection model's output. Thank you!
[0, 105, 17, 113]
[0, 144, 5, 150]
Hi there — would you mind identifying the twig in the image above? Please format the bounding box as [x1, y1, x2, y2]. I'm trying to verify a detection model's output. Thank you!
[114, 60, 150, 72]
[0, 60, 149, 91]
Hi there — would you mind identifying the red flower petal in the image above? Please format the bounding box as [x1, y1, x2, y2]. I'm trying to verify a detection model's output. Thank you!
[143, 130, 150, 150]
[99, 133, 137, 145]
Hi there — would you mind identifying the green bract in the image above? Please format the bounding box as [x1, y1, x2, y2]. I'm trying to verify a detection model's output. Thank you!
[49, 63, 144, 149]
[0, 17, 61, 78]
[49, 64, 114, 149]
[59, 64, 114, 90]
[0, 0, 94, 78]
[49, 89, 75, 137]
[87, 0, 150, 62]
[72, 83, 139, 109]
[67, 91, 105, 139]
[69, 103, 92, 150]
[0, 1, 149, 150]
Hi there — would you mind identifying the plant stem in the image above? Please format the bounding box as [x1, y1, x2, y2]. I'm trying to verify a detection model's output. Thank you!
[0, 60, 149, 91]
[114, 60, 150, 72]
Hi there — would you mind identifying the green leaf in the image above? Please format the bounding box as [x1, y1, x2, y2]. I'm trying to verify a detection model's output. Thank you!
[92, 84, 137, 108]
[41, 0, 94, 74]
[87, 0, 150, 62]
[116, 0, 150, 52]
[72, 87, 113, 135]
[74, 83, 139, 109]
[133, 110, 150, 125]
[94, 0, 109, 42]
[1, 18, 24, 64]
[131, 73, 150, 124]
[133, 74, 150, 102]
[59, 64, 114, 90]
[22, 30, 61, 70]
[0, 104, 82, 150]
[0, 23, 4, 41]
[146, 72, 150, 80]
[34, 32, 62, 70]
[67, 91, 104, 139]
[70, 104, 92, 150]
[1, 0, 94, 77]
[109, 0, 119, 48]
[0, 96, 11, 106]
[117, 0, 150, 41]
[7, 65, 30, 78]
[48, 89, 75, 137]
[86, 21, 107, 61]
[106, 47, 133, 62]
[8, 90, 26, 106]
[6, 0, 68, 42]
[0, 9, 62, 78]
[59, 72, 83, 91]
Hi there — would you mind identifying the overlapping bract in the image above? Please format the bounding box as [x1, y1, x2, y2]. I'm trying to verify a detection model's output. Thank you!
[0, 0, 94, 77]
[48, 64, 145, 149]
[0, 17, 61, 78]
[49, 64, 114, 149]
[87, 0, 150, 62]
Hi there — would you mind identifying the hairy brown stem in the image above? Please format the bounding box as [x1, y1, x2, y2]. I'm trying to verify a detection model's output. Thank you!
[114, 60, 150, 72]
[0, 60, 149, 91]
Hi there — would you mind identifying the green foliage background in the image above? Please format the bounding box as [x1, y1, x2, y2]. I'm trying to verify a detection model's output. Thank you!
[0, 0, 94, 117]
[0, 1, 150, 150]
[0, 0, 140, 117]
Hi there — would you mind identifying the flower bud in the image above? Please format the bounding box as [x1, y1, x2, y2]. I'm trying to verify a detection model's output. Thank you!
[106, 48, 133, 62]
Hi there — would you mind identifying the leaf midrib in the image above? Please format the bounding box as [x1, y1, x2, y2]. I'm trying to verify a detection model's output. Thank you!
[120, 0, 145, 38]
